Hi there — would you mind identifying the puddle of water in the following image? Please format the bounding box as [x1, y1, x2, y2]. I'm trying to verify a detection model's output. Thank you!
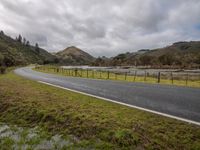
[0, 123, 74, 149]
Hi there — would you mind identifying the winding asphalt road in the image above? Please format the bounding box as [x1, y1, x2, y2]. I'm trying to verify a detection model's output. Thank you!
[15, 67, 200, 124]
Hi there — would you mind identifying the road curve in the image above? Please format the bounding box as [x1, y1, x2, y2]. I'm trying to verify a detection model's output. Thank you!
[15, 67, 200, 123]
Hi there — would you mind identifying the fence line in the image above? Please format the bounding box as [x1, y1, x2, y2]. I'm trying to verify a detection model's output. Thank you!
[35, 66, 200, 88]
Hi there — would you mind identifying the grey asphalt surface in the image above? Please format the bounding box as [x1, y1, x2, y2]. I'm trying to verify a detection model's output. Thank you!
[15, 67, 200, 123]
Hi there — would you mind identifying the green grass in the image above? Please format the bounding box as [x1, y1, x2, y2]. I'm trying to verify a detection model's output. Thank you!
[34, 66, 200, 88]
[0, 71, 200, 149]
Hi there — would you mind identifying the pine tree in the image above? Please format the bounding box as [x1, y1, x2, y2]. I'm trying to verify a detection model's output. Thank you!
[35, 43, 40, 54]
[17, 34, 22, 43]
[0, 30, 4, 35]
[26, 41, 30, 46]
[23, 37, 26, 45]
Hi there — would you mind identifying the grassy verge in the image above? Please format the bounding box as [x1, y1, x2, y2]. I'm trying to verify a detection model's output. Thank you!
[0, 123, 75, 149]
[0, 71, 200, 149]
[34, 66, 200, 88]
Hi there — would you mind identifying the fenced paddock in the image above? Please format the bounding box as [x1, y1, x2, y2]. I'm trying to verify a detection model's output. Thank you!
[34, 66, 200, 88]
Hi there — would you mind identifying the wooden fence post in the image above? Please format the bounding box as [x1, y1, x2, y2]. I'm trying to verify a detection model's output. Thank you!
[75, 69, 78, 77]
[171, 72, 174, 84]
[199, 73, 200, 87]
[144, 71, 147, 81]
[92, 70, 94, 78]
[186, 73, 189, 86]
[107, 71, 110, 79]
[100, 71, 102, 79]
[134, 71, 137, 82]
[125, 72, 127, 80]
[87, 69, 89, 78]
[80, 69, 83, 77]
[157, 72, 161, 83]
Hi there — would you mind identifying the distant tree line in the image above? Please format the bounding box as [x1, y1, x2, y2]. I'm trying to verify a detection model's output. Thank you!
[15, 34, 40, 54]
[92, 53, 200, 69]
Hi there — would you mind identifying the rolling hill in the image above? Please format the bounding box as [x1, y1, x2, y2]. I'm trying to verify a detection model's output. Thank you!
[1, 30, 200, 68]
[0, 31, 56, 66]
[56, 46, 95, 65]
[94, 41, 200, 68]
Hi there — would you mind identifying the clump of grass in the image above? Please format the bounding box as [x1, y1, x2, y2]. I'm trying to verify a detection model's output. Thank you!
[0, 72, 200, 149]
[0, 137, 15, 149]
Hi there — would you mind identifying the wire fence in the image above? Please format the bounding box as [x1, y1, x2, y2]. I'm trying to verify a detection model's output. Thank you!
[35, 66, 200, 88]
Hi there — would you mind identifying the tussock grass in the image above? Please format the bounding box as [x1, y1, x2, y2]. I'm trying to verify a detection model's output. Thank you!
[0, 72, 200, 149]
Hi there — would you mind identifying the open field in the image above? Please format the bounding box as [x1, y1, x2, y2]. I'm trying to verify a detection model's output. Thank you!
[35, 66, 200, 88]
[0, 70, 200, 149]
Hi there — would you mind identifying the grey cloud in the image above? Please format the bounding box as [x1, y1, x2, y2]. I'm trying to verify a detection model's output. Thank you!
[0, 0, 200, 57]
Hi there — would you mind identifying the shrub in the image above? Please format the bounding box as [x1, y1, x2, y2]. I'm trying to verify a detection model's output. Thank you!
[0, 66, 6, 74]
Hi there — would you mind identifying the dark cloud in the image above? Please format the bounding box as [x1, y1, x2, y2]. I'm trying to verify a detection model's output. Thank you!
[0, 0, 200, 57]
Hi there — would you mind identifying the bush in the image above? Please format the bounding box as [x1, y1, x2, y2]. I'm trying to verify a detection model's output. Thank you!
[0, 66, 6, 74]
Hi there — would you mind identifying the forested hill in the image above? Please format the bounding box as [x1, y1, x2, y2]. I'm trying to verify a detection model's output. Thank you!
[0, 31, 56, 67]
[93, 41, 200, 68]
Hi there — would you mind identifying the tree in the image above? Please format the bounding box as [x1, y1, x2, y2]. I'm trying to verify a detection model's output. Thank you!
[23, 37, 26, 45]
[17, 34, 22, 43]
[158, 54, 175, 66]
[0, 30, 4, 35]
[35, 43, 40, 54]
[139, 55, 154, 66]
[92, 57, 106, 66]
[26, 41, 30, 46]
[114, 53, 126, 60]
[195, 54, 200, 64]
[0, 54, 6, 73]
[3, 56, 15, 67]
[54, 58, 59, 64]
[0, 54, 4, 66]
[0, 66, 6, 74]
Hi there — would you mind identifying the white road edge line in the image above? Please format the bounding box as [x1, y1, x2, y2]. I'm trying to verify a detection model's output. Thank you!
[38, 80, 200, 126]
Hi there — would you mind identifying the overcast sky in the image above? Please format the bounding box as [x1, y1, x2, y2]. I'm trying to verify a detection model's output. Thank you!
[0, 0, 200, 57]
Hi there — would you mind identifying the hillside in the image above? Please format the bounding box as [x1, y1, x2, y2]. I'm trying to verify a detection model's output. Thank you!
[0, 31, 56, 66]
[56, 46, 95, 65]
[136, 41, 200, 68]
[1, 30, 199, 68]
[94, 41, 200, 68]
